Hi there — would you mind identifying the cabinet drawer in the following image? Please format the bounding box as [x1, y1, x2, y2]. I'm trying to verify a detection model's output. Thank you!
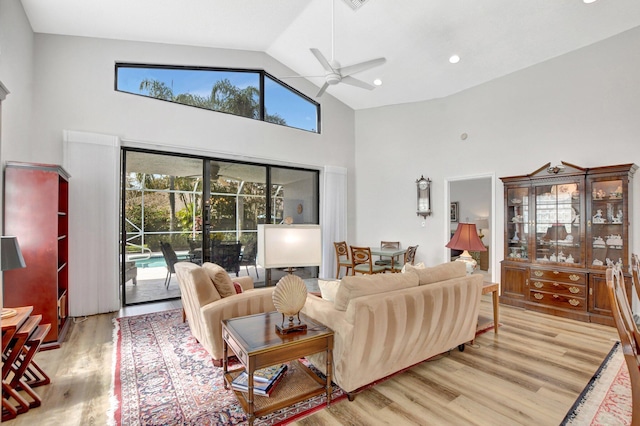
[529, 290, 587, 311]
[529, 269, 586, 284]
[529, 279, 585, 297]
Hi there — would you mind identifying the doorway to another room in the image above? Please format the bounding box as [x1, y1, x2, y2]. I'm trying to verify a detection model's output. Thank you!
[446, 174, 495, 282]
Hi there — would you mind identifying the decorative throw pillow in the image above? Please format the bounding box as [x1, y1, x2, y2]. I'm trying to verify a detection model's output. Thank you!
[402, 262, 425, 274]
[202, 262, 236, 298]
[317, 279, 340, 302]
[233, 282, 243, 294]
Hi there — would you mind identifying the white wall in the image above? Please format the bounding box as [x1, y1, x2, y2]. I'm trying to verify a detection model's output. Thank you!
[30, 34, 355, 170]
[355, 26, 640, 276]
[0, 0, 35, 164]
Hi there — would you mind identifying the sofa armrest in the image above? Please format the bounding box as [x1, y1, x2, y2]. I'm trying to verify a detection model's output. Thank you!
[198, 287, 276, 361]
[233, 276, 254, 291]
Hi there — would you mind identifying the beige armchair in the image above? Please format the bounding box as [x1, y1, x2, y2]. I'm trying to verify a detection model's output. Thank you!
[175, 261, 275, 366]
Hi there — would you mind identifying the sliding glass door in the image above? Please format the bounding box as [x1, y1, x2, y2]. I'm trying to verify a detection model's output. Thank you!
[121, 149, 319, 305]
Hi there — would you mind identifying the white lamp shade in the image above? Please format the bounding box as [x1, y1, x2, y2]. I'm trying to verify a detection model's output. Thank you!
[257, 224, 322, 269]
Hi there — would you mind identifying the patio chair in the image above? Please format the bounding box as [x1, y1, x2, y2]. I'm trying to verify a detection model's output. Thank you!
[211, 241, 242, 277]
[160, 242, 180, 289]
[239, 241, 259, 279]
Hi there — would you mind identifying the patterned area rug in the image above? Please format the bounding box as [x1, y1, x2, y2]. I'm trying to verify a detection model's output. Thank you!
[110, 309, 345, 425]
[561, 342, 632, 425]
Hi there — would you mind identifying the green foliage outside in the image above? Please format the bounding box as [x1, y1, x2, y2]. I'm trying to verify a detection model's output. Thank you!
[139, 78, 286, 125]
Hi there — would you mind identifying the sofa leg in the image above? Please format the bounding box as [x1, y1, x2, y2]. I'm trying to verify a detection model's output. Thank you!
[347, 392, 356, 402]
[182, 308, 186, 323]
[212, 358, 223, 367]
[458, 344, 465, 352]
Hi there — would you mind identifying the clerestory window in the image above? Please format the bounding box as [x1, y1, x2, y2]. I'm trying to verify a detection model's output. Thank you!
[115, 63, 320, 133]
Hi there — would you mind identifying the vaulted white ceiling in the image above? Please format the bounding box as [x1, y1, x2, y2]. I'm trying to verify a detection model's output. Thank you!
[20, 0, 640, 110]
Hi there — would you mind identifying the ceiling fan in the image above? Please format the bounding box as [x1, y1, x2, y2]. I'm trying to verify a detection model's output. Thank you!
[298, 0, 386, 97]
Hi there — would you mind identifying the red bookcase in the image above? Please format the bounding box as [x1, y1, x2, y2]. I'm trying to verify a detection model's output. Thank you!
[3, 162, 70, 348]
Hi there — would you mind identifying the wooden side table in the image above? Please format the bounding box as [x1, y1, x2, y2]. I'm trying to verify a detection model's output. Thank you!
[480, 282, 500, 334]
[222, 311, 334, 426]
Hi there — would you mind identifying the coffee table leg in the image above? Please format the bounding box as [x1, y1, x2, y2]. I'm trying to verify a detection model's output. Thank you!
[222, 341, 228, 389]
[248, 369, 255, 426]
[326, 341, 333, 405]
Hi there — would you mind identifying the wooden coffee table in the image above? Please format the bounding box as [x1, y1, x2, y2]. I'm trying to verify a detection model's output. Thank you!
[222, 311, 334, 426]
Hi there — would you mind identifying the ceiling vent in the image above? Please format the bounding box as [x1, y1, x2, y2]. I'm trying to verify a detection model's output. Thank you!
[342, 0, 369, 10]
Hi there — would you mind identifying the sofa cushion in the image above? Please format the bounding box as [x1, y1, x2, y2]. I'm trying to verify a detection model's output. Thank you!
[412, 261, 466, 285]
[202, 262, 236, 298]
[334, 273, 419, 311]
[401, 262, 425, 274]
[318, 279, 340, 302]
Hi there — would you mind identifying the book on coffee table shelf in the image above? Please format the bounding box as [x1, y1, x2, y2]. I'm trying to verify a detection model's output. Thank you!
[231, 364, 288, 397]
[253, 364, 287, 383]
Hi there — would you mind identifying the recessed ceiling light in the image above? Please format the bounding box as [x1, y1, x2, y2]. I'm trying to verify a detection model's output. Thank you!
[449, 55, 460, 64]
[583, 0, 597, 3]
[373, 79, 382, 86]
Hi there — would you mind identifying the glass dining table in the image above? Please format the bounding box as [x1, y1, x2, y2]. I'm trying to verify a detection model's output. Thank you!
[369, 247, 407, 269]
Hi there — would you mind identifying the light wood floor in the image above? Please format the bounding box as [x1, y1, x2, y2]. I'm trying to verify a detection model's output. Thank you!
[4, 296, 618, 426]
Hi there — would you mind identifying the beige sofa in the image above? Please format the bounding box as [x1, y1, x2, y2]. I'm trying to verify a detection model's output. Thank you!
[174, 261, 275, 366]
[301, 262, 483, 398]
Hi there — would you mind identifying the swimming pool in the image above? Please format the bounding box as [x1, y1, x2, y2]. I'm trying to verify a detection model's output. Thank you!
[131, 252, 190, 268]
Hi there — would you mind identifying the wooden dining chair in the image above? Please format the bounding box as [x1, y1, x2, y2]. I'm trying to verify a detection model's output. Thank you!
[606, 265, 640, 426]
[632, 253, 640, 305]
[351, 246, 387, 275]
[333, 241, 354, 278]
[389, 245, 419, 273]
[375, 241, 401, 266]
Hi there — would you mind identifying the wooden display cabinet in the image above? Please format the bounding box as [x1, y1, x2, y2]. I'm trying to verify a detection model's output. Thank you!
[3, 162, 70, 347]
[500, 161, 636, 325]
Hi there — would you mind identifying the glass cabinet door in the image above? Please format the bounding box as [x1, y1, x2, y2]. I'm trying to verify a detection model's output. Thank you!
[587, 177, 626, 269]
[506, 186, 530, 261]
[533, 181, 583, 265]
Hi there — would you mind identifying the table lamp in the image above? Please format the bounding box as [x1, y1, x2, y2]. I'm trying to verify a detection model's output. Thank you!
[257, 224, 322, 333]
[1, 236, 26, 319]
[475, 218, 489, 240]
[446, 223, 486, 275]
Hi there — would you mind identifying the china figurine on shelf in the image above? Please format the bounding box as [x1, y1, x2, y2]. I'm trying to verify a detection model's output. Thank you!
[612, 209, 623, 224]
[593, 236, 606, 248]
[605, 234, 623, 248]
[592, 209, 606, 224]
[566, 254, 574, 263]
[512, 230, 520, 243]
[549, 253, 557, 262]
[592, 259, 604, 266]
[557, 251, 566, 262]
[593, 189, 606, 200]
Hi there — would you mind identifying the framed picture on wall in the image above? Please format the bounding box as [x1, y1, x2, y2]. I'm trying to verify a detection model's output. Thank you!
[450, 202, 459, 222]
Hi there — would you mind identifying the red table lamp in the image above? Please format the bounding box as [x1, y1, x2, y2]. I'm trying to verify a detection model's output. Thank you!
[446, 223, 487, 274]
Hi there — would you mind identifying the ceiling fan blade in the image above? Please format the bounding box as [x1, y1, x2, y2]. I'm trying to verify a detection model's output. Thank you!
[316, 82, 330, 97]
[339, 57, 386, 77]
[310, 48, 335, 73]
[341, 76, 375, 90]
[279, 75, 325, 79]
